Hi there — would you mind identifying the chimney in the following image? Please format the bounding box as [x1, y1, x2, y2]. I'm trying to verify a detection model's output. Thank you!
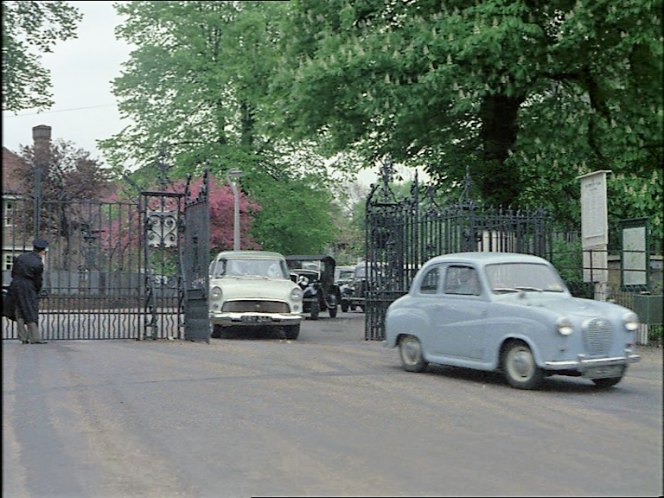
[32, 125, 52, 156]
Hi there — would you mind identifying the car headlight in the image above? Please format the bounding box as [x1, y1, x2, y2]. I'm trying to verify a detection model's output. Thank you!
[210, 286, 223, 300]
[623, 312, 639, 332]
[290, 287, 303, 301]
[556, 317, 574, 336]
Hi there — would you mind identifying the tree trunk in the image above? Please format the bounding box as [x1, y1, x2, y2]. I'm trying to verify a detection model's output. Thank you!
[478, 94, 524, 207]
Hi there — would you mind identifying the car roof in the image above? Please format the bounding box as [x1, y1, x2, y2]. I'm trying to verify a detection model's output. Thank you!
[214, 251, 285, 260]
[425, 252, 550, 267]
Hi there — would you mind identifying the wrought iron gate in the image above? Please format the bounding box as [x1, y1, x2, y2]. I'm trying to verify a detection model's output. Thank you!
[141, 189, 186, 340]
[364, 163, 552, 340]
[2, 171, 210, 341]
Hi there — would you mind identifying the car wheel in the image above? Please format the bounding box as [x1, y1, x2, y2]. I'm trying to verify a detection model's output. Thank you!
[399, 335, 428, 373]
[502, 341, 544, 390]
[349, 303, 356, 311]
[211, 325, 223, 338]
[328, 305, 338, 318]
[284, 324, 300, 340]
[310, 300, 320, 320]
[592, 370, 625, 389]
[341, 301, 349, 312]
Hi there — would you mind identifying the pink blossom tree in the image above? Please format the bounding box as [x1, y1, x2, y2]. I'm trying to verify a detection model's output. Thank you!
[99, 174, 261, 266]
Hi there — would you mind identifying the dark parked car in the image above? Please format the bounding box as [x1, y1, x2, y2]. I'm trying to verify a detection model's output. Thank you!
[341, 262, 388, 312]
[335, 266, 355, 286]
[286, 255, 340, 320]
[339, 263, 366, 312]
[335, 265, 355, 312]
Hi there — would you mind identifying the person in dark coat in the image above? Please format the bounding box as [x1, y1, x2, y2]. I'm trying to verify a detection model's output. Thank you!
[8, 239, 49, 344]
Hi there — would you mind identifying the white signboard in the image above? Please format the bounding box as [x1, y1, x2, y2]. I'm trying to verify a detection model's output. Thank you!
[578, 170, 611, 283]
[622, 225, 647, 287]
[578, 170, 611, 248]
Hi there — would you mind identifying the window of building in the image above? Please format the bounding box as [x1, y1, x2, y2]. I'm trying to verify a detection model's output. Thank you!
[3, 199, 15, 227]
[3, 253, 15, 271]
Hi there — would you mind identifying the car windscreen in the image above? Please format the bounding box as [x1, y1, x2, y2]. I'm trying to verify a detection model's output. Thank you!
[211, 258, 290, 279]
[485, 263, 567, 293]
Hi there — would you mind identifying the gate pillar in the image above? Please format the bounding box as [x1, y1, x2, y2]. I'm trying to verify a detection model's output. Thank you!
[182, 168, 211, 342]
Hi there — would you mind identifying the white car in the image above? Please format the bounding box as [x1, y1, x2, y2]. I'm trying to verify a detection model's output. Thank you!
[208, 251, 303, 339]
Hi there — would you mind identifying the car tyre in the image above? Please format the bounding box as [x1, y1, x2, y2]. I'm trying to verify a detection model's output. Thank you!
[592, 369, 625, 389]
[310, 299, 320, 320]
[399, 335, 428, 373]
[502, 341, 544, 390]
[284, 324, 300, 340]
[211, 325, 223, 338]
[341, 301, 349, 312]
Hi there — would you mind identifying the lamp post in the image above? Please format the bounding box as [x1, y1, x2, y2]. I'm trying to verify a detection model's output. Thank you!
[226, 169, 244, 251]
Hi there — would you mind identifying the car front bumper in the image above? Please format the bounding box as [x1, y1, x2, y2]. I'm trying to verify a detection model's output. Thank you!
[544, 350, 641, 371]
[210, 312, 302, 327]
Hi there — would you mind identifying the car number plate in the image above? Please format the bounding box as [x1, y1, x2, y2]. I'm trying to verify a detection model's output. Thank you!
[583, 365, 623, 379]
[241, 315, 271, 323]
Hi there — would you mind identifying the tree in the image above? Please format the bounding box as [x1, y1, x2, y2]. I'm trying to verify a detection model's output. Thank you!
[105, 171, 261, 252]
[2, 0, 82, 112]
[274, 0, 663, 234]
[11, 140, 116, 270]
[200, 175, 261, 252]
[16, 139, 114, 202]
[247, 169, 337, 255]
[101, 173, 261, 276]
[100, 1, 344, 254]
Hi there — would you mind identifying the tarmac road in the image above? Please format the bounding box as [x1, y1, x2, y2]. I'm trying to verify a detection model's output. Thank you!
[2, 311, 662, 497]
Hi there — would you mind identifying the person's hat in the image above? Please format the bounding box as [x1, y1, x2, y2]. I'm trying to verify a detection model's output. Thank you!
[33, 239, 49, 250]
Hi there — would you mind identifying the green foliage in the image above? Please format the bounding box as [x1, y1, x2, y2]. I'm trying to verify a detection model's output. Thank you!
[101, 1, 344, 254]
[247, 169, 337, 255]
[100, 0, 662, 253]
[274, 0, 663, 236]
[2, 0, 82, 112]
[16, 139, 114, 202]
[648, 324, 663, 346]
[550, 237, 593, 298]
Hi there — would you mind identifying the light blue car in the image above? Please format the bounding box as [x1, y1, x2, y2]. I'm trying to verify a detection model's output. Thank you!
[384, 253, 641, 389]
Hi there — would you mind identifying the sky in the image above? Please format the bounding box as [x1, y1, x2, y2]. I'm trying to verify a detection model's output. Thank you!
[1, 1, 421, 188]
[2, 1, 132, 163]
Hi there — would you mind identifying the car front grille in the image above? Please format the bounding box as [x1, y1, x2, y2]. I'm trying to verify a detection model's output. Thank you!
[222, 300, 290, 313]
[583, 318, 614, 356]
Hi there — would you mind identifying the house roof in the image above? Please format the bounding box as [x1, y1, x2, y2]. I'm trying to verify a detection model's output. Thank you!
[2, 147, 28, 195]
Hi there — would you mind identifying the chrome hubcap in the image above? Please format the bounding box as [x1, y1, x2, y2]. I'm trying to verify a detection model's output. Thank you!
[402, 339, 420, 364]
[510, 348, 533, 379]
